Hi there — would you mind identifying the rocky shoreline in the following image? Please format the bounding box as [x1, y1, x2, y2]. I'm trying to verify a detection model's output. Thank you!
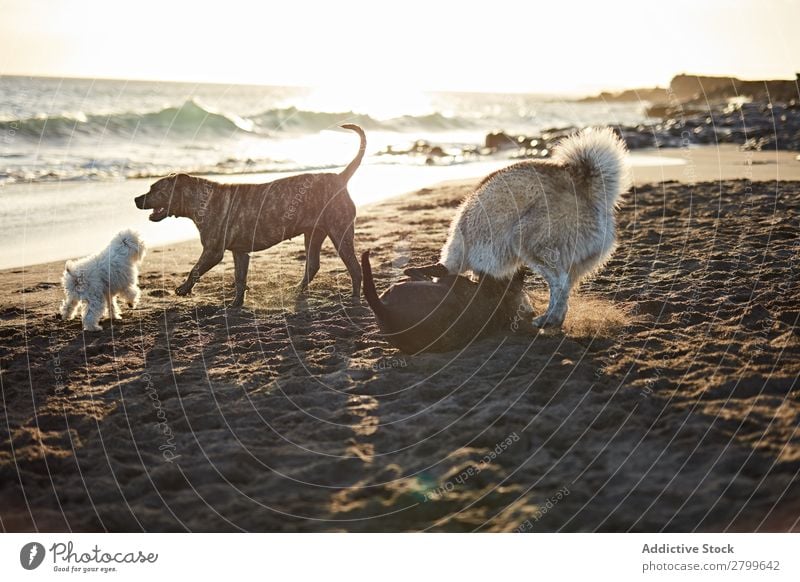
[377, 100, 800, 166]
[378, 74, 800, 165]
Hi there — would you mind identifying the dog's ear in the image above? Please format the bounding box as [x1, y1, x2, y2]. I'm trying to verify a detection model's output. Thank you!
[65, 260, 75, 275]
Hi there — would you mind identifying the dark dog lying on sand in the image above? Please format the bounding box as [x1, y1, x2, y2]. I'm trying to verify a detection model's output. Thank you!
[361, 250, 527, 353]
[134, 124, 366, 307]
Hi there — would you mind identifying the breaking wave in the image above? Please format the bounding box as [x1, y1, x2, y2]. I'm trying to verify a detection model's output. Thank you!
[0, 100, 475, 141]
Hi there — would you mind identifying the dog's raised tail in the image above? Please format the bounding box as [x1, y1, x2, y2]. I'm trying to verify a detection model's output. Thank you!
[552, 127, 632, 207]
[339, 124, 367, 183]
[361, 250, 388, 318]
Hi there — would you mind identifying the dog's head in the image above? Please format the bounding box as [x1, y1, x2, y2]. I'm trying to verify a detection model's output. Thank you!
[113, 229, 146, 263]
[134, 173, 193, 222]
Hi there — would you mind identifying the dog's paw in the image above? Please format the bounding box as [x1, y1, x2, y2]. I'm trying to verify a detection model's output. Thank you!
[175, 284, 192, 296]
[532, 314, 563, 329]
[83, 325, 103, 332]
[402, 267, 424, 280]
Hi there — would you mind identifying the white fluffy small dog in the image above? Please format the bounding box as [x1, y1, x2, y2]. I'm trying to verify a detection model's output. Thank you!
[59, 229, 146, 331]
[407, 127, 631, 328]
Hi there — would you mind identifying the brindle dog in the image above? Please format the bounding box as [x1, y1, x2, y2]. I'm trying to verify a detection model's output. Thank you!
[361, 251, 527, 354]
[135, 125, 366, 307]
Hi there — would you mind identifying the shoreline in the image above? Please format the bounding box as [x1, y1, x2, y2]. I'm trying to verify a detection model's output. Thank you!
[2, 144, 799, 271]
[1, 174, 798, 532]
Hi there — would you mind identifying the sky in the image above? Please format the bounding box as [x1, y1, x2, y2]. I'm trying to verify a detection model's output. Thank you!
[1, 0, 798, 94]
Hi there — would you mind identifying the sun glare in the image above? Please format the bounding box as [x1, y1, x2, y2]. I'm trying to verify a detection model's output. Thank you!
[296, 85, 435, 120]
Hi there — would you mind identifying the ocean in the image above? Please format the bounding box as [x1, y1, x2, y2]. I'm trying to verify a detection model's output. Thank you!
[0, 76, 651, 185]
[0, 76, 655, 268]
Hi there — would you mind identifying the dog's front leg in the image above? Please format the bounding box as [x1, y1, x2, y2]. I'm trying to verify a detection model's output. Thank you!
[122, 285, 141, 308]
[176, 247, 225, 296]
[82, 295, 105, 331]
[229, 251, 250, 308]
[404, 263, 451, 280]
[106, 294, 122, 320]
[329, 223, 362, 300]
[60, 297, 81, 320]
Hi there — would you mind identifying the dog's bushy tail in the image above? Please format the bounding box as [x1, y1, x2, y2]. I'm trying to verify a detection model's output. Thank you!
[339, 124, 367, 183]
[61, 260, 80, 293]
[361, 250, 388, 318]
[552, 127, 632, 207]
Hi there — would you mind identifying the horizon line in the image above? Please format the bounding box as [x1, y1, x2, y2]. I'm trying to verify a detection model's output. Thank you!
[4, 70, 797, 98]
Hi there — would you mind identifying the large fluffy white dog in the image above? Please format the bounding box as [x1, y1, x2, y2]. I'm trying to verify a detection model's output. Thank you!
[59, 229, 146, 331]
[407, 127, 631, 329]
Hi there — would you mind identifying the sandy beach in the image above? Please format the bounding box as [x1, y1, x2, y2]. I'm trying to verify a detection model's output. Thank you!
[1, 152, 798, 532]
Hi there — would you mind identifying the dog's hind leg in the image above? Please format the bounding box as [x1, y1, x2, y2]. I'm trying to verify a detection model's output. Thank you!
[82, 296, 104, 331]
[176, 247, 225, 296]
[329, 222, 362, 300]
[230, 251, 250, 308]
[531, 267, 571, 328]
[298, 229, 326, 292]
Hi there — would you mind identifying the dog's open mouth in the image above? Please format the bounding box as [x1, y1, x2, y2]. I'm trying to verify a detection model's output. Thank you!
[149, 207, 168, 222]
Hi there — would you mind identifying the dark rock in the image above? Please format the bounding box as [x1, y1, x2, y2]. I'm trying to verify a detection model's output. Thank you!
[484, 131, 519, 151]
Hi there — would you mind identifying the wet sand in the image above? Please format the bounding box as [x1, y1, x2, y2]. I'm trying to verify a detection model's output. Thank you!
[0, 175, 798, 532]
[4, 144, 798, 271]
